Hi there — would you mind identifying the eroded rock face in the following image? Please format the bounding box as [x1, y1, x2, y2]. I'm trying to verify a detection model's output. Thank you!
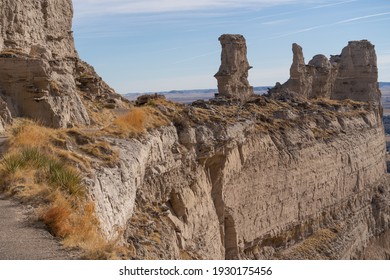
[214, 34, 254, 100]
[331, 40, 380, 102]
[0, 0, 90, 128]
[271, 40, 380, 103]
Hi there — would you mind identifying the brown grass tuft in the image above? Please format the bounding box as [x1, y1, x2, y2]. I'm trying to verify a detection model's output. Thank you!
[8, 120, 55, 150]
[114, 107, 147, 133]
[41, 192, 122, 259]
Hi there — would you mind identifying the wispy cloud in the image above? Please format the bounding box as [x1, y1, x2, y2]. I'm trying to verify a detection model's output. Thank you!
[73, 0, 314, 17]
[244, 0, 357, 23]
[262, 19, 290, 25]
[336, 12, 390, 24]
[272, 11, 390, 39]
[311, 0, 357, 9]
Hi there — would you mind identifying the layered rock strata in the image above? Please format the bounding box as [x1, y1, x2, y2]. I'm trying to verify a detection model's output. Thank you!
[0, 0, 125, 130]
[89, 97, 388, 259]
[271, 40, 381, 104]
[214, 34, 254, 100]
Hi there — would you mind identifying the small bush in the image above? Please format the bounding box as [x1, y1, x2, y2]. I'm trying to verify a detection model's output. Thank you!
[2, 147, 48, 173]
[2, 154, 24, 173]
[42, 192, 74, 238]
[114, 108, 147, 133]
[46, 160, 84, 197]
[21, 147, 49, 168]
[2, 147, 84, 197]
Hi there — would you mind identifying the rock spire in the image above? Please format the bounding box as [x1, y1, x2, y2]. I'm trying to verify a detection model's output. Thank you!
[270, 40, 381, 103]
[214, 34, 254, 100]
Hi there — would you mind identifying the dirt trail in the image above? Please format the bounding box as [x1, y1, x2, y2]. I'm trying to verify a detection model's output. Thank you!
[0, 195, 77, 260]
[0, 136, 77, 260]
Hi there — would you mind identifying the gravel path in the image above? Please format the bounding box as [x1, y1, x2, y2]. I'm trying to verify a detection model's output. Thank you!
[0, 195, 78, 260]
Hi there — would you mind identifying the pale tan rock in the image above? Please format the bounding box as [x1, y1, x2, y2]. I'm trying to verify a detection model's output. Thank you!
[0, 97, 12, 132]
[214, 34, 254, 100]
[94, 101, 387, 260]
[0, 0, 91, 128]
[331, 40, 380, 102]
[271, 40, 380, 103]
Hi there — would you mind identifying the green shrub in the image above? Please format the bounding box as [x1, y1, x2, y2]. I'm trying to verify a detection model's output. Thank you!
[1, 147, 84, 197]
[21, 147, 49, 168]
[2, 154, 25, 173]
[46, 160, 84, 197]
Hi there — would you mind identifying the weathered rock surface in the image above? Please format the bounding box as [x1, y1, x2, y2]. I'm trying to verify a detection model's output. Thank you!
[214, 34, 254, 100]
[0, 0, 126, 130]
[89, 96, 388, 259]
[270, 40, 381, 103]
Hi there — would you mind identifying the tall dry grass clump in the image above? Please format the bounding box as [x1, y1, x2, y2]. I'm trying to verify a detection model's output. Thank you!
[9, 119, 54, 149]
[0, 120, 124, 259]
[114, 107, 147, 133]
[110, 105, 170, 137]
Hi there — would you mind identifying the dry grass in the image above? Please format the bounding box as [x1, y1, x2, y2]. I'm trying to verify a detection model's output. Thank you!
[108, 106, 170, 137]
[80, 141, 118, 167]
[8, 119, 55, 150]
[0, 119, 126, 259]
[41, 191, 124, 259]
[114, 107, 147, 133]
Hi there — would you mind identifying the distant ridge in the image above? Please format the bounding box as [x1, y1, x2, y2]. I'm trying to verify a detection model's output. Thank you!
[124, 86, 270, 103]
[124, 84, 389, 103]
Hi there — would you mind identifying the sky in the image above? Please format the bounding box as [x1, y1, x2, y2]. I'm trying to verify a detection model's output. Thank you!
[72, 0, 390, 93]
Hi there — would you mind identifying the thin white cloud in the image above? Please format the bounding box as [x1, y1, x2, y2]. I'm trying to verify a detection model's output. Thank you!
[241, 0, 356, 23]
[262, 19, 290, 25]
[73, 0, 314, 17]
[336, 12, 390, 24]
[272, 11, 390, 39]
[311, 0, 357, 9]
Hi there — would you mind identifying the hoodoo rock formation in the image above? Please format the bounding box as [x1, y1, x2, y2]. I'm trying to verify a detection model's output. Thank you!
[214, 34, 254, 100]
[0, 0, 125, 130]
[270, 40, 381, 104]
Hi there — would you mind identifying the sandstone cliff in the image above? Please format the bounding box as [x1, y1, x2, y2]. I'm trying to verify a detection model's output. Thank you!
[85, 38, 389, 259]
[270, 40, 381, 104]
[0, 0, 126, 130]
[90, 96, 388, 259]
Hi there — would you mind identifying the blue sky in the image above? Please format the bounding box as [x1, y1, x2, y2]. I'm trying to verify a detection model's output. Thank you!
[72, 0, 390, 93]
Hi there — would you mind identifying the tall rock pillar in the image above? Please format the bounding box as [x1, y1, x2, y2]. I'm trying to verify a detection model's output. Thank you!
[214, 34, 254, 100]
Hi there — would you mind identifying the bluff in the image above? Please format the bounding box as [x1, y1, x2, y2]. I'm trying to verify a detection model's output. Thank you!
[88, 37, 389, 259]
[0, 0, 126, 130]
